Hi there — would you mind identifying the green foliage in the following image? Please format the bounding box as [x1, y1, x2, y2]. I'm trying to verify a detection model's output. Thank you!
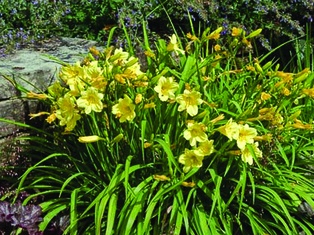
[1, 23, 314, 234]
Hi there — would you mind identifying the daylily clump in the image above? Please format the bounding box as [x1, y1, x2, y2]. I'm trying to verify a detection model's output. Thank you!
[11, 25, 314, 234]
[25, 26, 313, 176]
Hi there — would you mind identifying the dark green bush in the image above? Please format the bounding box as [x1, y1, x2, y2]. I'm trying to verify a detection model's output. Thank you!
[0, 0, 121, 56]
[1, 0, 313, 59]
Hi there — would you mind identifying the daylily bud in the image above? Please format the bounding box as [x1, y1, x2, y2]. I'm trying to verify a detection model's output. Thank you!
[262, 61, 272, 71]
[294, 68, 310, 83]
[78, 135, 103, 143]
[29, 112, 50, 119]
[246, 29, 262, 39]
[254, 62, 263, 74]
[181, 181, 195, 187]
[111, 134, 124, 144]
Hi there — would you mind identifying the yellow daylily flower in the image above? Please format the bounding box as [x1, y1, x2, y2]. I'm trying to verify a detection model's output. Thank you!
[77, 87, 104, 114]
[59, 62, 86, 96]
[176, 89, 203, 116]
[236, 124, 257, 150]
[231, 27, 243, 37]
[240, 142, 262, 165]
[194, 139, 215, 156]
[167, 34, 185, 55]
[207, 27, 223, 40]
[154, 76, 179, 101]
[112, 95, 136, 122]
[183, 122, 208, 147]
[55, 94, 81, 132]
[179, 149, 204, 173]
[217, 118, 240, 141]
[112, 48, 130, 65]
[84, 61, 107, 91]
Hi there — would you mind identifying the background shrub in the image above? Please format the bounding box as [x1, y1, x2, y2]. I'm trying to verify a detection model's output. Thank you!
[1, 0, 313, 57]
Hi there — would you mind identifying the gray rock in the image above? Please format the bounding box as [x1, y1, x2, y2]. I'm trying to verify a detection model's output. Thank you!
[0, 37, 103, 140]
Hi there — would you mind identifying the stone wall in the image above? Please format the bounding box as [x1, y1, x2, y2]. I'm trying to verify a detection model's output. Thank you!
[0, 37, 102, 147]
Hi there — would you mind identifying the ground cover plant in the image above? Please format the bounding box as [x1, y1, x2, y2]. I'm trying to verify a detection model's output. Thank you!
[1, 20, 314, 234]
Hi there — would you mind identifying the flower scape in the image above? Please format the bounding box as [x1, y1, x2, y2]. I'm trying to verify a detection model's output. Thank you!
[2, 28, 314, 234]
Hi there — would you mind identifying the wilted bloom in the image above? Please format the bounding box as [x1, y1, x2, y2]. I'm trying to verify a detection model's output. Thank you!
[194, 139, 215, 156]
[154, 76, 179, 101]
[240, 142, 262, 165]
[179, 149, 204, 173]
[186, 32, 198, 41]
[236, 124, 257, 150]
[183, 122, 208, 146]
[89, 46, 100, 57]
[46, 112, 57, 124]
[242, 38, 252, 48]
[78, 135, 103, 143]
[281, 87, 291, 96]
[112, 94, 136, 122]
[144, 102, 156, 109]
[176, 89, 203, 116]
[135, 93, 142, 104]
[254, 133, 273, 142]
[217, 118, 240, 140]
[292, 119, 313, 130]
[246, 65, 255, 72]
[302, 88, 314, 98]
[257, 107, 283, 125]
[77, 87, 104, 114]
[144, 50, 156, 59]
[167, 34, 185, 55]
[261, 92, 271, 101]
[214, 44, 221, 52]
[28, 111, 50, 119]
